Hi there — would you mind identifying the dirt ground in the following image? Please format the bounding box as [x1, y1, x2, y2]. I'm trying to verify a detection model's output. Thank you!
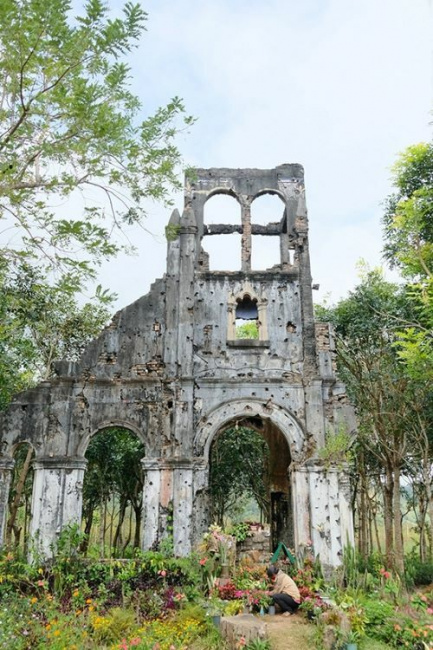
[264, 613, 316, 650]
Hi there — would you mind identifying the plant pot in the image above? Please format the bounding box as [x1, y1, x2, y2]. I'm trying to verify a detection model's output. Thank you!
[220, 563, 230, 578]
[345, 644, 357, 650]
[268, 605, 276, 616]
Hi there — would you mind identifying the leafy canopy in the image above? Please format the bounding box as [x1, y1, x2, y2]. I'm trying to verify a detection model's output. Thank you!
[382, 142, 433, 379]
[0, 0, 194, 287]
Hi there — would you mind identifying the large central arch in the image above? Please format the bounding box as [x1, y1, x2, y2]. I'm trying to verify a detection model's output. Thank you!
[194, 399, 305, 461]
[192, 399, 309, 551]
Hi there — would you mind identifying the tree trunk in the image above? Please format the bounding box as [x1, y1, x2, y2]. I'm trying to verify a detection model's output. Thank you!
[113, 499, 128, 550]
[382, 466, 394, 567]
[6, 446, 34, 546]
[393, 462, 405, 575]
[133, 503, 142, 548]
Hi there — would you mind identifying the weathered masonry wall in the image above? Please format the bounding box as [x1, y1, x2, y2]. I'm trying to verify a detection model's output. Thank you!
[0, 164, 356, 571]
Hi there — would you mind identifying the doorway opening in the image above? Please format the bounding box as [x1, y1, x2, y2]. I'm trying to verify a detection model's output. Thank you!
[209, 416, 293, 551]
[81, 427, 145, 558]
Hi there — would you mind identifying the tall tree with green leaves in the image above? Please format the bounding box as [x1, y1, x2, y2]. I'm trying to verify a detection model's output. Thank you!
[0, 0, 193, 407]
[0, 0, 193, 287]
[0, 261, 111, 409]
[383, 142, 433, 381]
[317, 269, 433, 570]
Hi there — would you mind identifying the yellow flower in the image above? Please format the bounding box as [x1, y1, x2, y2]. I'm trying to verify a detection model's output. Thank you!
[45, 624, 51, 630]
[85, 598, 92, 604]
[53, 630, 61, 637]
[72, 589, 79, 597]
[30, 597, 38, 604]
[38, 568, 43, 574]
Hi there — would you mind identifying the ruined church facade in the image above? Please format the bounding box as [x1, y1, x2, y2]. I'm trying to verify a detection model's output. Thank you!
[0, 165, 355, 570]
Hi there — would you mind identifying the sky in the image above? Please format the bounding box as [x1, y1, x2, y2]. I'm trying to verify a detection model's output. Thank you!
[96, 0, 433, 310]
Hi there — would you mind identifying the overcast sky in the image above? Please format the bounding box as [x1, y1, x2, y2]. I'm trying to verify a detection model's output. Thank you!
[96, 0, 433, 310]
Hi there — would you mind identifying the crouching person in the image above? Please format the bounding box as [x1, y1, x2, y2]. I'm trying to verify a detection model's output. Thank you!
[267, 564, 301, 616]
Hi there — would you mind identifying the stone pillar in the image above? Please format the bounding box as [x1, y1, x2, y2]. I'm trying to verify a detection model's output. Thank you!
[191, 459, 209, 546]
[0, 457, 14, 548]
[30, 456, 87, 558]
[141, 459, 163, 550]
[339, 467, 355, 548]
[304, 380, 326, 448]
[290, 466, 311, 548]
[307, 462, 353, 571]
[172, 460, 194, 556]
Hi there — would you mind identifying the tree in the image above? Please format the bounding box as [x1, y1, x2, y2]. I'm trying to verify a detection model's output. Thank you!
[383, 142, 433, 380]
[0, 0, 193, 288]
[0, 0, 193, 407]
[82, 427, 144, 556]
[317, 269, 433, 570]
[209, 426, 270, 526]
[0, 261, 110, 409]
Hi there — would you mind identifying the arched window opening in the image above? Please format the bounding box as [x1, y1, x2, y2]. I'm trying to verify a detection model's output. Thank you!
[209, 425, 270, 527]
[81, 427, 145, 558]
[251, 192, 285, 225]
[6, 442, 34, 551]
[251, 193, 284, 270]
[236, 294, 258, 339]
[203, 193, 242, 271]
[204, 193, 241, 225]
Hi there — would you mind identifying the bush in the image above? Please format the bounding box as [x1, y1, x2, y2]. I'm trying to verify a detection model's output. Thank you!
[405, 556, 433, 586]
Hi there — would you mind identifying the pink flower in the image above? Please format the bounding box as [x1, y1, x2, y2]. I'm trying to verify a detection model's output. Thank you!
[199, 558, 207, 566]
[130, 639, 140, 646]
[37, 580, 45, 587]
[426, 607, 433, 615]
[158, 569, 167, 577]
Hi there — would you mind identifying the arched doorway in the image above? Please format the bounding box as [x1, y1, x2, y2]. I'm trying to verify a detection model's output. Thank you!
[81, 426, 145, 558]
[198, 401, 301, 552]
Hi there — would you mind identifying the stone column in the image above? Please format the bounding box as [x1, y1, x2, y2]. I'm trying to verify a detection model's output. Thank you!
[141, 459, 163, 550]
[339, 467, 355, 548]
[307, 462, 352, 571]
[30, 456, 87, 558]
[290, 465, 311, 548]
[191, 459, 209, 546]
[172, 460, 194, 556]
[0, 457, 14, 548]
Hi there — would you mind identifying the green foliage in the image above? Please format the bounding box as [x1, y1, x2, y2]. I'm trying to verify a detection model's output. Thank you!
[0, 261, 111, 408]
[0, 0, 193, 285]
[382, 141, 433, 380]
[318, 423, 352, 468]
[82, 426, 145, 553]
[209, 426, 270, 525]
[245, 640, 271, 650]
[236, 321, 259, 339]
[91, 607, 137, 645]
[405, 553, 433, 586]
[227, 521, 251, 543]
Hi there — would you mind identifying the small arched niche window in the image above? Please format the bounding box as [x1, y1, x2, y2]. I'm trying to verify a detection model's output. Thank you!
[227, 284, 268, 344]
[236, 295, 258, 339]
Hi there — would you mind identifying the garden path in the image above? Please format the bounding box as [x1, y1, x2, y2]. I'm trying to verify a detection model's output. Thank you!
[264, 613, 316, 649]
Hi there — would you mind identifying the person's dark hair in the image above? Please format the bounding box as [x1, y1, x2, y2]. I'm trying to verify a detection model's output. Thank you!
[267, 565, 278, 578]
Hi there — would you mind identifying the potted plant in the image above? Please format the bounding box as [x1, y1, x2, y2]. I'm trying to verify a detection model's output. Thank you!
[344, 630, 359, 650]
